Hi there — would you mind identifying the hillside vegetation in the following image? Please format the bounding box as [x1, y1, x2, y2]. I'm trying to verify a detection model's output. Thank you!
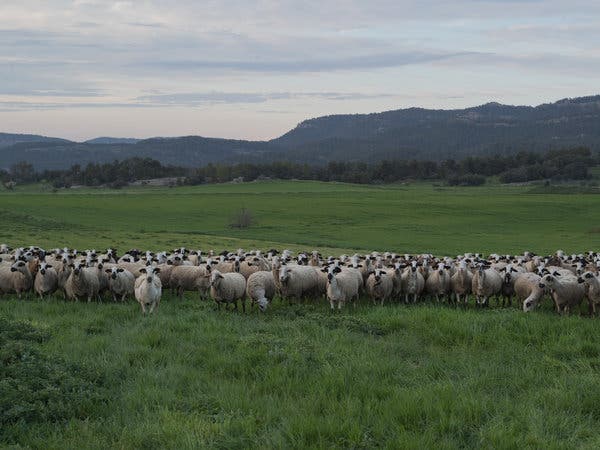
[1, 95, 600, 170]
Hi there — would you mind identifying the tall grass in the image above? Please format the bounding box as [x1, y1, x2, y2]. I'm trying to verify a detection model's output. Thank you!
[2, 293, 600, 448]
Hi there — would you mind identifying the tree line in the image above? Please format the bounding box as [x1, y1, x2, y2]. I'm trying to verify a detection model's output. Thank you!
[1, 147, 597, 188]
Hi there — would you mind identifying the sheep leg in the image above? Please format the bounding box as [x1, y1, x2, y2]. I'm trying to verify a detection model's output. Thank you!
[241, 299, 246, 313]
[329, 299, 335, 310]
[140, 302, 147, 314]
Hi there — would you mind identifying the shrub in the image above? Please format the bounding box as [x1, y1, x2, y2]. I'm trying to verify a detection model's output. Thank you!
[229, 207, 254, 228]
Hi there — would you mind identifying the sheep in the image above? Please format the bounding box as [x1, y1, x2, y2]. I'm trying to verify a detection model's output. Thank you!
[64, 262, 100, 302]
[401, 261, 425, 304]
[325, 266, 361, 310]
[278, 264, 320, 301]
[578, 271, 600, 315]
[425, 264, 451, 302]
[498, 264, 525, 307]
[135, 266, 162, 314]
[0, 260, 33, 298]
[471, 264, 503, 307]
[169, 264, 212, 299]
[106, 267, 135, 302]
[117, 261, 148, 278]
[34, 262, 58, 299]
[365, 268, 394, 306]
[209, 269, 247, 311]
[450, 260, 472, 305]
[246, 271, 277, 311]
[538, 271, 586, 315]
[238, 257, 265, 280]
[516, 273, 545, 312]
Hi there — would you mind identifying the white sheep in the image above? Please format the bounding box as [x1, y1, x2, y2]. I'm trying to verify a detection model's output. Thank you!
[450, 260, 472, 305]
[578, 271, 600, 315]
[210, 269, 247, 311]
[169, 264, 212, 298]
[135, 267, 162, 314]
[365, 268, 394, 306]
[246, 271, 277, 311]
[106, 267, 135, 302]
[0, 260, 33, 298]
[65, 262, 100, 302]
[539, 271, 586, 315]
[425, 264, 451, 302]
[516, 273, 545, 312]
[278, 264, 320, 301]
[401, 261, 425, 304]
[325, 266, 360, 310]
[471, 264, 503, 307]
[34, 262, 58, 299]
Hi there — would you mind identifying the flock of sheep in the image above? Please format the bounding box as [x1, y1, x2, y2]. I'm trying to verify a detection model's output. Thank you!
[1, 244, 600, 316]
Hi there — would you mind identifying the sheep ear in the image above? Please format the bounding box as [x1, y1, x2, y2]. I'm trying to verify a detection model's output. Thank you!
[18, 261, 25, 267]
[117, 268, 124, 272]
[154, 268, 161, 274]
[139, 268, 147, 273]
[511, 268, 518, 272]
[356, 264, 363, 268]
[499, 267, 506, 272]
[321, 267, 328, 272]
[105, 269, 112, 273]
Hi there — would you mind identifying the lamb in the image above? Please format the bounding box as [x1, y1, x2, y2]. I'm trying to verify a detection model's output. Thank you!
[365, 268, 394, 306]
[325, 266, 361, 310]
[0, 260, 33, 298]
[65, 262, 100, 302]
[400, 261, 425, 303]
[210, 269, 247, 311]
[169, 264, 212, 298]
[424, 264, 451, 302]
[578, 271, 600, 315]
[278, 264, 320, 301]
[106, 267, 135, 302]
[135, 267, 162, 314]
[539, 271, 586, 315]
[450, 260, 472, 305]
[246, 271, 277, 311]
[34, 262, 58, 299]
[471, 264, 503, 307]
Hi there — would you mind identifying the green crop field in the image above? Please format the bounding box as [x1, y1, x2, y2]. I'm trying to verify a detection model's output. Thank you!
[2, 181, 600, 449]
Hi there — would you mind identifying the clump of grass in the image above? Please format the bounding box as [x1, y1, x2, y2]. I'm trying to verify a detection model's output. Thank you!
[0, 317, 105, 432]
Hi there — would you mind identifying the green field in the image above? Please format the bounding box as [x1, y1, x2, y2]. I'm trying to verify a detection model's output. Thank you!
[2, 181, 600, 449]
[1, 181, 599, 254]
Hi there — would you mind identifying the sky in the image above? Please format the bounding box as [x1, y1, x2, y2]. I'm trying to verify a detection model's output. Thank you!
[0, 0, 599, 142]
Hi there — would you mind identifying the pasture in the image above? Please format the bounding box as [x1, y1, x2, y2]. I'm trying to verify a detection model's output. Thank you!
[2, 181, 600, 448]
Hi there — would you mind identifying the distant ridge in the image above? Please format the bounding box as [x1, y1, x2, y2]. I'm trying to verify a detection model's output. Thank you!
[1, 95, 599, 170]
[84, 137, 140, 145]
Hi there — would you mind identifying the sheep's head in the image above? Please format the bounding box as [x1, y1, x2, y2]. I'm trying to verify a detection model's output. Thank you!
[140, 266, 160, 283]
[539, 273, 558, 290]
[578, 272, 596, 285]
[279, 265, 291, 283]
[10, 261, 27, 273]
[523, 297, 537, 312]
[39, 262, 53, 275]
[326, 266, 342, 282]
[257, 297, 269, 312]
[210, 270, 223, 287]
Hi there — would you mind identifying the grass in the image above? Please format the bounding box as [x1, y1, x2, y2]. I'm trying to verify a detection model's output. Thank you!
[2, 180, 600, 448]
[1, 180, 599, 254]
[2, 295, 600, 448]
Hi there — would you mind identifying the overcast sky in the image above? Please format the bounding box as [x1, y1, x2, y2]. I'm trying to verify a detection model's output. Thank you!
[1, 1, 598, 141]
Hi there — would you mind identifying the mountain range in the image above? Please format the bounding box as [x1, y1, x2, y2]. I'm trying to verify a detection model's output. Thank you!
[1, 95, 599, 170]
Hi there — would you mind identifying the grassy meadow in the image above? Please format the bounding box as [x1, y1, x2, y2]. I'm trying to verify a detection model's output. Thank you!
[2, 180, 600, 449]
